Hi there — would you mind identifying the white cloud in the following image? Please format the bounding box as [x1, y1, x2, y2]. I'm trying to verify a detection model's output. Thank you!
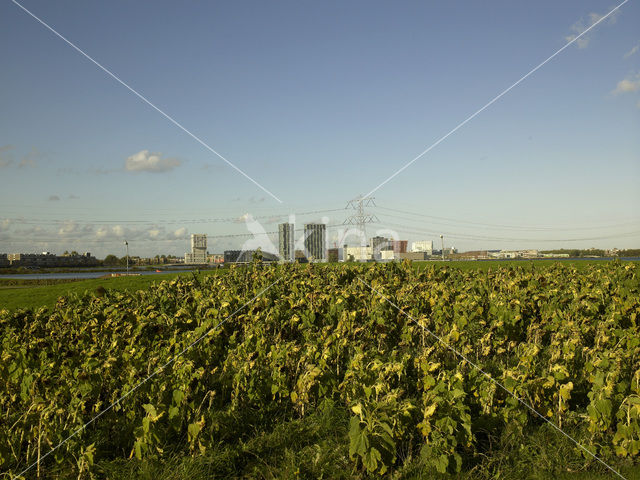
[235, 213, 252, 224]
[57, 220, 94, 238]
[169, 227, 188, 239]
[0, 145, 14, 168]
[96, 225, 126, 240]
[125, 150, 181, 173]
[565, 9, 619, 49]
[612, 73, 640, 95]
[19, 147, 41, 168]
[624, 44, 639, 59]
[0, 146, 43, 169]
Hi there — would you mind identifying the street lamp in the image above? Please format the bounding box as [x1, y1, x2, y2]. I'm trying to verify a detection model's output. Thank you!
[124, 240, 129, 275]
[440, 235, 445, 261]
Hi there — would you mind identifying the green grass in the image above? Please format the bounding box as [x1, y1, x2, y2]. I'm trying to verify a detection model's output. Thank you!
[0, 270, 223, 311]
[414, 258, 640, 271]
[87, 411, 640, 480]
[337, 258, 639, 272]
[94, 400, 352, 480]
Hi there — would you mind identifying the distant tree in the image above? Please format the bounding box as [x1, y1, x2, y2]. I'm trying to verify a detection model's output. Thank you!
[71, 250, 79, 256]
[103, 254, 119, 266]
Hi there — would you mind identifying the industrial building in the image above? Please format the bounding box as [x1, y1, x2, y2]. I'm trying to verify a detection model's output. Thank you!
[304, 223, 326, 261]
[184, 234, 207, 264]
[488, 249, 539, 259]
[278, 223, 295, 262]
[390, 240, 408, 254]
[207, 253, 224, 264]
[411, 240, 433, 255]
[344, 245, 373, 262]
[379, 250, 430, 262]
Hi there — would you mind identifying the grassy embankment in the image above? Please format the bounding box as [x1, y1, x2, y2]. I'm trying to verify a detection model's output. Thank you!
[0, 270, 222, 311]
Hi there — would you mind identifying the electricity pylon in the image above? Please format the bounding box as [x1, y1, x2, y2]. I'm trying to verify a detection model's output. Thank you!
[344, 195, 378, 261]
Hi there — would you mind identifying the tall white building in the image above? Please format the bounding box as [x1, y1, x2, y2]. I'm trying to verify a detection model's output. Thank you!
[411, 240, 433, 255]
[185, 234, 207, 264]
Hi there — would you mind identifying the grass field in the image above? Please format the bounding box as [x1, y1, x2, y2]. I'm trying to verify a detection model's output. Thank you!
[413, 258, 640, 271]
[0, 270, 222, 311]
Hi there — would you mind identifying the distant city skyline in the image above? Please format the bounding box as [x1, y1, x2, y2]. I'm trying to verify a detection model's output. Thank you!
[1, 1, 638, 257]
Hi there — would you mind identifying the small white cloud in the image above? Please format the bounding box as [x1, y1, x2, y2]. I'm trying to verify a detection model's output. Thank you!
[624, 44, 639, 59]
[169, 227, 188, 239]
[57, 220, 94, 237]
[48, 195, 60, 201]
[96, 225, 126, 239]
[612, 73, 640, 95]
[565, 9, 619, 49]
[19, 147, 41, 168]
[0, 145, 14, 168]
[125, 150, 181, 173]
[235, 213, 252, 224]
[58, 220, 77, 236]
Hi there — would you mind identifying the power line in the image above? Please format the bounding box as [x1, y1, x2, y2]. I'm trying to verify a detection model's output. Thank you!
[375, 207, 640, 232]
[0, 224, 348, 245]
[380, 220, 640, 243]
[0, 209, 345, 226]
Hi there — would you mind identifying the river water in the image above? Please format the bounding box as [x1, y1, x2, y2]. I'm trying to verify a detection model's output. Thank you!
[0, 269, 199, 280]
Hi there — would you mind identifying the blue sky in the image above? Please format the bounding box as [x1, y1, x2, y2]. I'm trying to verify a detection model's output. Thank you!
[1, 0, 638, 257]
